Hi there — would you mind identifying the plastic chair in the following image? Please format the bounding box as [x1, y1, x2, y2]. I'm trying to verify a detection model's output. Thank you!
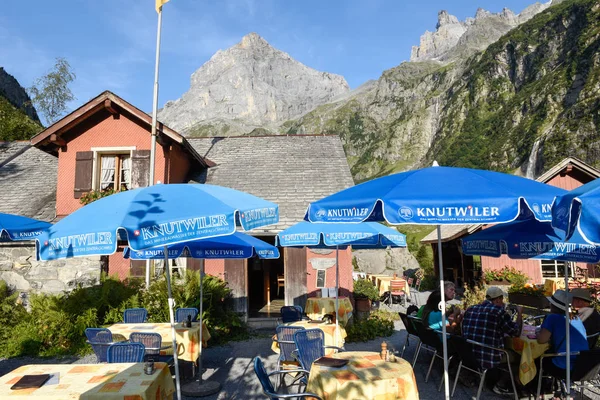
[451, 336, 518, 400]
[293, 329, 344, 373]
[587, 331, 600, 348]
[279, 306, 302, 323]
[253, 357, 319, 399]
[389, 279, 407, 307]
[123, 308, 148, 323]
[293, 305, 303, 315]
[399, 312, 421, 361]
[409, 316, 455, 391]
[175, 307, 199, 323]
[129, 332, 173, 364]
[85, 328, 116, 363]
[537, 349, 600, 398]
[107, 342, 146, 363]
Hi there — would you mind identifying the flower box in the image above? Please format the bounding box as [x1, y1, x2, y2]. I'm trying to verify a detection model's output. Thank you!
[508, 293, 549, 309]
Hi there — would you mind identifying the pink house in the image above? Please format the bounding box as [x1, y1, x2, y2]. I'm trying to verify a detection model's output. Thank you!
[14, 91, 357, 320]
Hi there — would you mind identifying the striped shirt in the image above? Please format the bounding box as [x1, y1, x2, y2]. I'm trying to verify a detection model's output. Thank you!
[462, 300, 521, 369]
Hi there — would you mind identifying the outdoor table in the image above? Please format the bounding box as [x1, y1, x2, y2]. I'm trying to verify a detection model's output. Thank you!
[108, 322, 209, 363]
[544, 278, 566, 295]
[271, 320, 347, 354]
[306, 351, 419, 400]
[305, 297, 353, 327]
[505, 325, 549, 385]
[0, 362, 174, 399]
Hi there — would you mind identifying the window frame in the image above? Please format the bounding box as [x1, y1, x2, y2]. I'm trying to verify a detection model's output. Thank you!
[315, 269, 326, 288]
[540, 259, 572, 279]
[90, 147, 136, 191]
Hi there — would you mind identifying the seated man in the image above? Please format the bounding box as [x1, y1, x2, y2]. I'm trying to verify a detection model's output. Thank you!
[461, 286, 523, 395]
[571, 288, 600, 347]
[416, 281, 457, 319]
[537, 289, 589, 378]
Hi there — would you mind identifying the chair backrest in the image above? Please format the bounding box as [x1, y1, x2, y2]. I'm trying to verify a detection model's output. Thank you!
[587, 331, 600, 349]
[280, 306, 302, 323]
[276, 325, 305, 363]
[85, 328, 113, 363]
[253, 357, 276, 396]
[175, 307, 199, 323]
[390, 279, 406, 293]
[294, 328, 325, 371]
[399, 312, 419, 337]
[107, 342, 145, 363]
[409, 315, 442, 351]
[571, 348, 600, 381]
[123, 308, 148, 323]
[452, 335, 484, 372]
[129, 332, 162, 356]
[292, 305, 303, 314]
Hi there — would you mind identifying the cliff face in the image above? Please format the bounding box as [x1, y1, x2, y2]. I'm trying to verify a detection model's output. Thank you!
[0, 68, 42, 141]
[284, 0, 599, 181]
[158, 33, 349, 137]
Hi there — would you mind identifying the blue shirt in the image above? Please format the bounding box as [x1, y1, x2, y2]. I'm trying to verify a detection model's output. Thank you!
[541, 314, 589, 370]
[427, 310, 446, 331]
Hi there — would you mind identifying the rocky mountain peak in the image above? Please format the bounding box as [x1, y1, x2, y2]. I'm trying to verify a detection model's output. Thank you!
[0, 67, 40, 123]
[436, 10, 459, 29]
[159, 33, 349, 136]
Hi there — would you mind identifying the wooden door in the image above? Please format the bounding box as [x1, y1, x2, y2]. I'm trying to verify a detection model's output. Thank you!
[224, 259, 248, 316]
[284, 247, 307, 309]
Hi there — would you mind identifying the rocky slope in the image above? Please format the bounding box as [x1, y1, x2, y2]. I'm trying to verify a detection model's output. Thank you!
[0, 68, 42, 141]
[158, 33, 349, 136]
[284, 0, 599, 181]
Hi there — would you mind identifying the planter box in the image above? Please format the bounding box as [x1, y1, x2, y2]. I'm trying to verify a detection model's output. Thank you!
[485, 280, 510, 286]
[355, 298, 371, 312]
[508, 293, 550, 309]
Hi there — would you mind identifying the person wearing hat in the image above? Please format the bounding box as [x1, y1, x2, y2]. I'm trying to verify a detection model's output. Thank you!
[461, 286, 523, 395]
[537, 289, 589, 378]
[571, 288, 600, 347]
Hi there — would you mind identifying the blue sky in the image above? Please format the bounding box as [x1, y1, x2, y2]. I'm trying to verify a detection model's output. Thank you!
[2, 0, 537, 122]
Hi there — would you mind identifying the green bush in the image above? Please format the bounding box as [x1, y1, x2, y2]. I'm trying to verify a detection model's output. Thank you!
[353, 278, 380, 301]
[346, 314, 395, 342]
[0, 271, 247, 358]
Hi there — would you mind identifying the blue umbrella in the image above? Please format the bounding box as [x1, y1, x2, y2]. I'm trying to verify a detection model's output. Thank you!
[276, 222, 406, 337]
[0, 213, 51, 241]
[461, 218, 596, 395]
[36, 183, 278, 399]
[124, 231, 279, 391]
[461, 218, 600, 263]
[552, 178, 600, 246]
[304, 165, 566, 399]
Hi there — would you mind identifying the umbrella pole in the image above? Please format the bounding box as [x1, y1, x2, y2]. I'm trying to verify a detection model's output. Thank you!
[335, 245, 340, 346]
[181, 261, 221, 397]
[164, 246, 182, 400]
[437, 225, 450, 400]
[565, 261, 571, 399]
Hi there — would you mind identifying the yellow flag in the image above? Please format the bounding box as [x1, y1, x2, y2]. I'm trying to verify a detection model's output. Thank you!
[156, 0, 169, 12]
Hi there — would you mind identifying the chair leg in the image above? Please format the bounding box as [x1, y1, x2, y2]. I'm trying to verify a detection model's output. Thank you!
[476, 369, 488, 400]
[537, 361, 545, 399]
[505, 358, 519, 400]
[439, 356, 454, 392]
[426, 350, 437, 383]
[401, 336, 409, 358]
[412, 342, 422, 368]
[451, 361, 463, 397]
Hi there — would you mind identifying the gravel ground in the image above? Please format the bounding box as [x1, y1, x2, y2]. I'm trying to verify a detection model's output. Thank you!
[2, 290, 600, 399]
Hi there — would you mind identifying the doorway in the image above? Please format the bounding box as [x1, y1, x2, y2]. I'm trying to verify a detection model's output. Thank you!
[247, 236, 284, 318]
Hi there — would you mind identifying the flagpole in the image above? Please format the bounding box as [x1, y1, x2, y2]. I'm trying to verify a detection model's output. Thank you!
[146, 7, 163, 288]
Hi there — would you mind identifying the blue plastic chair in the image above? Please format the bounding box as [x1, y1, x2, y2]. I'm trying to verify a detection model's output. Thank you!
[107, 342, 146, 363]
[253, 357, 319, 399]
[293, 329, 344, 372]
[293, 305, 303, 314]
[129, 332, 174, 364]
[123, 308, 148, 323]
[175, 308, 199, 323]
[280, 306, 302, 323]
[85, 328, 114, 363]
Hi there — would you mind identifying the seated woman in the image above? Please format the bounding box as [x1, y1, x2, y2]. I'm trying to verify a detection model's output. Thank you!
[537, 290, 589, 377]
[421, 290, 462, 333]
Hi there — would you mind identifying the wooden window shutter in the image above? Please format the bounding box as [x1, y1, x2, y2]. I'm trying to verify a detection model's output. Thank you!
[131, 150, 151, 188]
[74, 151, 93, 199]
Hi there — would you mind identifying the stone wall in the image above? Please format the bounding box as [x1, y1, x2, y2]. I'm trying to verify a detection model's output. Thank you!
[0, 242, 102, 295]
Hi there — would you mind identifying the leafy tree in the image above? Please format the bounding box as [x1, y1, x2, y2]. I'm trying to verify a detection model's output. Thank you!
[28, 57, 76, 125]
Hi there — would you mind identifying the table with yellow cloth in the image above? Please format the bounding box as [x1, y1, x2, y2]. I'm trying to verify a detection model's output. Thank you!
[306, 351, 419, 400]
[305, 297, 353, 327]
[0, 362, 174, 399]
[505, 332, 549, 385]
[108, 322, 210, 363]
[544, 278, 566, 295]
[271, 320, 347, 354]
